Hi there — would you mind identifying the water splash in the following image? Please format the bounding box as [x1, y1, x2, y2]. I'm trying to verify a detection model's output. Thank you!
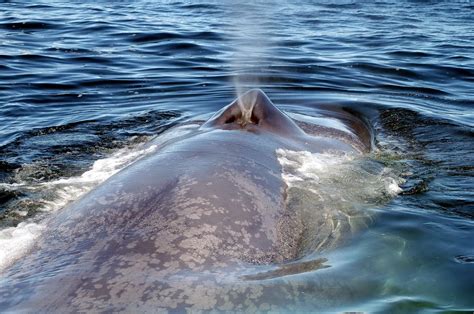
[276, 148, 404, 252]
[0, 144, 158, 271]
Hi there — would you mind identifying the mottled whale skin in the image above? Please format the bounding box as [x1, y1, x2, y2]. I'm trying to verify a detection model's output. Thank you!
[0, 90, 372, 312]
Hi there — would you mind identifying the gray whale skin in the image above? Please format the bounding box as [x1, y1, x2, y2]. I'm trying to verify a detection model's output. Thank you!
[0, 89, 372, 312]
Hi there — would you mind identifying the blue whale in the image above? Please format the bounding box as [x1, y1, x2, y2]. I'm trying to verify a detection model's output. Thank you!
[0, 90, 372, 312]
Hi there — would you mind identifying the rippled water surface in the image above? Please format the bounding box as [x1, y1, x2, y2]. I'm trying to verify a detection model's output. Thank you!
[1, 0, 473, 312]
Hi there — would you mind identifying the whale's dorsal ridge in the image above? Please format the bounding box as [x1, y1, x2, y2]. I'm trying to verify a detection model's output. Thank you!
[202, 89, 305, 136]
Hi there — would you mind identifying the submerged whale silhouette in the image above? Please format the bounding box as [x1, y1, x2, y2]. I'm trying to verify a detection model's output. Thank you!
[0, 89, 373, 312]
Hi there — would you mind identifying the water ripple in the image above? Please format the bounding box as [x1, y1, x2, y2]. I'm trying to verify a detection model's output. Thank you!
[0, 1, 473, 311]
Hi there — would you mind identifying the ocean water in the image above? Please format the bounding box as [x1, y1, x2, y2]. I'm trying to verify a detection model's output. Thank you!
[0, 0, 473, 312]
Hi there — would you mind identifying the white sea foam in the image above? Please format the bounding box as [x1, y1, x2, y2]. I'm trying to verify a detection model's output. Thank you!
[0, 222, 45, 271]
[37, 144, 158, 212]
[276, 148, 404, 247]
[277, 148, 403, 200]
[0, 144, 158, 271]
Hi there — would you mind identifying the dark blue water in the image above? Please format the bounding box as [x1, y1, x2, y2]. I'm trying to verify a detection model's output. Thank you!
[1, 1, 473, 312]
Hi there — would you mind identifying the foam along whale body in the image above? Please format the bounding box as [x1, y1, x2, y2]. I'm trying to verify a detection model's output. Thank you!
[0, 89, 375, 312]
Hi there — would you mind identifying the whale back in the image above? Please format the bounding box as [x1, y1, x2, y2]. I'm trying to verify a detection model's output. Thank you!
[0, 90, 378, 312]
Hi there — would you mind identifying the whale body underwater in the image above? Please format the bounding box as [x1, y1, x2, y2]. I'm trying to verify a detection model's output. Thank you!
[0, 90, 378, 312]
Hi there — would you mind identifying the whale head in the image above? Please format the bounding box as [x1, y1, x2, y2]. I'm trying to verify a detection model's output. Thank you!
[201, 89, 305, 137]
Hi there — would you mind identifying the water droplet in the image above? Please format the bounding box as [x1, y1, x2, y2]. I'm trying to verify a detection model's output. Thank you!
[454, 255, 474, 264]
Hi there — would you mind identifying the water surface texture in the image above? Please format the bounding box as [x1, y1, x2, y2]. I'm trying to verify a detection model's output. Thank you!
[1, 1, 473, 312]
